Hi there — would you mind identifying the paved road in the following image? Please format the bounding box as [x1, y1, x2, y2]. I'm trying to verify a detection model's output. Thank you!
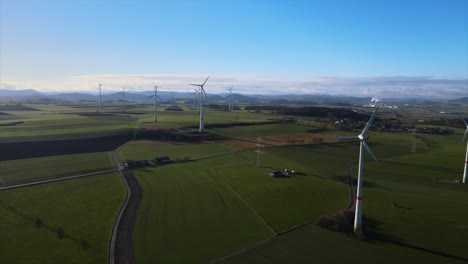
[108, 144, 142, 264]
[0, 169, 117, 191]
[114, 171, 141, 264]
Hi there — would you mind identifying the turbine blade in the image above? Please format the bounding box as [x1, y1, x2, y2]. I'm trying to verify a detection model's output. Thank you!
[194, 89, 199, 93]
[361, 105, 380, 135]
[202, 75, 210, 86]
[190, 84, 202, 87]
[147, 95, 155, 98]
[363, 141, 378, 162]
[156, 95, 162, 100]
[201, 87, 207, 98]
[461, 118, 468, 127]
[462, 129, 468, 144]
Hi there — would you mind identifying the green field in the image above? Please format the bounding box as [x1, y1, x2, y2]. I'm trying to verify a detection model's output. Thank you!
[0, 104, 280, 142]
[0, 152, 115, 186]
[132, 156, 273, 263]
[1, 101, 468, 263]
[0, 173, 125, 263]
[123, 124, 468, 263]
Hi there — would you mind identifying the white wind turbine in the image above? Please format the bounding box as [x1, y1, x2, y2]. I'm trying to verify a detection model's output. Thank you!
[189, 76, 210, 133]
[336, 106, 380, 234]
[228, 87, 233, 111]
[147, 83, 162, 122]
[97, 82, 103, 112]
[120, 88, 126, 113]
[193, 88, 200, 112]
[461, 117, 468, 183]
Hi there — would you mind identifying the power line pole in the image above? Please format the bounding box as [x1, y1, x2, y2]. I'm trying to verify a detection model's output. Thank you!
[256, 137, 264, 167]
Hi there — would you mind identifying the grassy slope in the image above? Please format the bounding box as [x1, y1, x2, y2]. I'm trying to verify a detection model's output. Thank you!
[0, 173, 125, 264]
[0, 152, 115, 186]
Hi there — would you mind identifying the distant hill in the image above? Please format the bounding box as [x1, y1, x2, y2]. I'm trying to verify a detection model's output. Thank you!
[0, 89, 44, 98]
[1, 89, 466, 107]
[449, 97, 468, 103]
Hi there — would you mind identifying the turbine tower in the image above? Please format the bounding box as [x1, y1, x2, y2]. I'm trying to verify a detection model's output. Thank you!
[228, 87, 233, 111]
[189, 76, 210, 133]
[193, 89, 200, 112]
[148, 83, 162, 122]
[461, 117, 468, 183]
[336, 106, 379, 234]
[121, 88, 126, 113]
[97, 82, 103, 112]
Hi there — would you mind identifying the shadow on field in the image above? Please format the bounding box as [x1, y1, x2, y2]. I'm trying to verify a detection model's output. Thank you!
[0, 132, 132, 161]
[0, 200, 103, 254]
[382, 160, 459, 174]
[364, 216, 468, 263]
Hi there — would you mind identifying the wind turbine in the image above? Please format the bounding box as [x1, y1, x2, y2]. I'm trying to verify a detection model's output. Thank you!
[335, 106, 379, 234]
[189, 76, 210, 133]
[461, 117, 468, 183]
[121, 88, 126, 113]
[148, 83, 162, 122]
[97, 82, 103, 112]
[193, 89, 199, 111]
[228, 87, 233, 111]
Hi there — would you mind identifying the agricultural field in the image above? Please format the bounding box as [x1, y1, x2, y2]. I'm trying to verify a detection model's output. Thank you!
[0, 173, 125, 264]
[218, 127, 468, 263]
[122, 119, 468, 263]
[0, 100, 467, 263]
[0, 151, 115, 187]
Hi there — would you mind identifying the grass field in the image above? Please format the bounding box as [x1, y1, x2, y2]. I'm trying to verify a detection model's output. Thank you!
[0, 173, 125, 264]
[217, 129, 468, 262]
[124, 123, 468, 263]
[2, 101, 468, 263]
[132, 156, 273, 263]
[220, 224, 464, 264]
[0, 151, 115, 186]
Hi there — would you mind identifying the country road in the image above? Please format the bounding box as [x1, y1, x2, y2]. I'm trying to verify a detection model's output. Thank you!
[0, 169, 117, 191]
[109, 143, 142, 264]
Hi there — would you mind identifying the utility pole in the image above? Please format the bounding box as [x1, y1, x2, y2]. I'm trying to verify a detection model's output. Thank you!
[256, 137, 264, 167]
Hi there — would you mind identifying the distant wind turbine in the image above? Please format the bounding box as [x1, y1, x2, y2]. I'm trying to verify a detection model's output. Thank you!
[189, 76, 210, 133]
[335, 106, 380, 234]
[228, 87, 233, 111]
[121, 88, 126, 113]
[147, 83, 162, 122]
[461, 117, 468, 183]
[97, 82, 103, 112]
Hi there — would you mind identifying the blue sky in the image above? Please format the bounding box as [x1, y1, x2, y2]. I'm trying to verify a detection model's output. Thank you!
[0, 0, 467, 97]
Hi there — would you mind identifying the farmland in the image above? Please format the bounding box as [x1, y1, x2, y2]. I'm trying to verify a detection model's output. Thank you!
[0, 173, 125, 264]
[0, 101, 467, 264]
[0, 152, 115, 186]
[121, 117, 468, 263]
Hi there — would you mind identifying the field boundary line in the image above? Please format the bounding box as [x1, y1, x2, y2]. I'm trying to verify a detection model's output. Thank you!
[217, 173, 277, 236]
[0, 169, 116, 191]
[209, 219, 318, 263]
[108, 142, 132, 264]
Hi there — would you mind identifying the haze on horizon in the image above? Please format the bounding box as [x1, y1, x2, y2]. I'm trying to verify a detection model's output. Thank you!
[0, 0, 467, 99]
